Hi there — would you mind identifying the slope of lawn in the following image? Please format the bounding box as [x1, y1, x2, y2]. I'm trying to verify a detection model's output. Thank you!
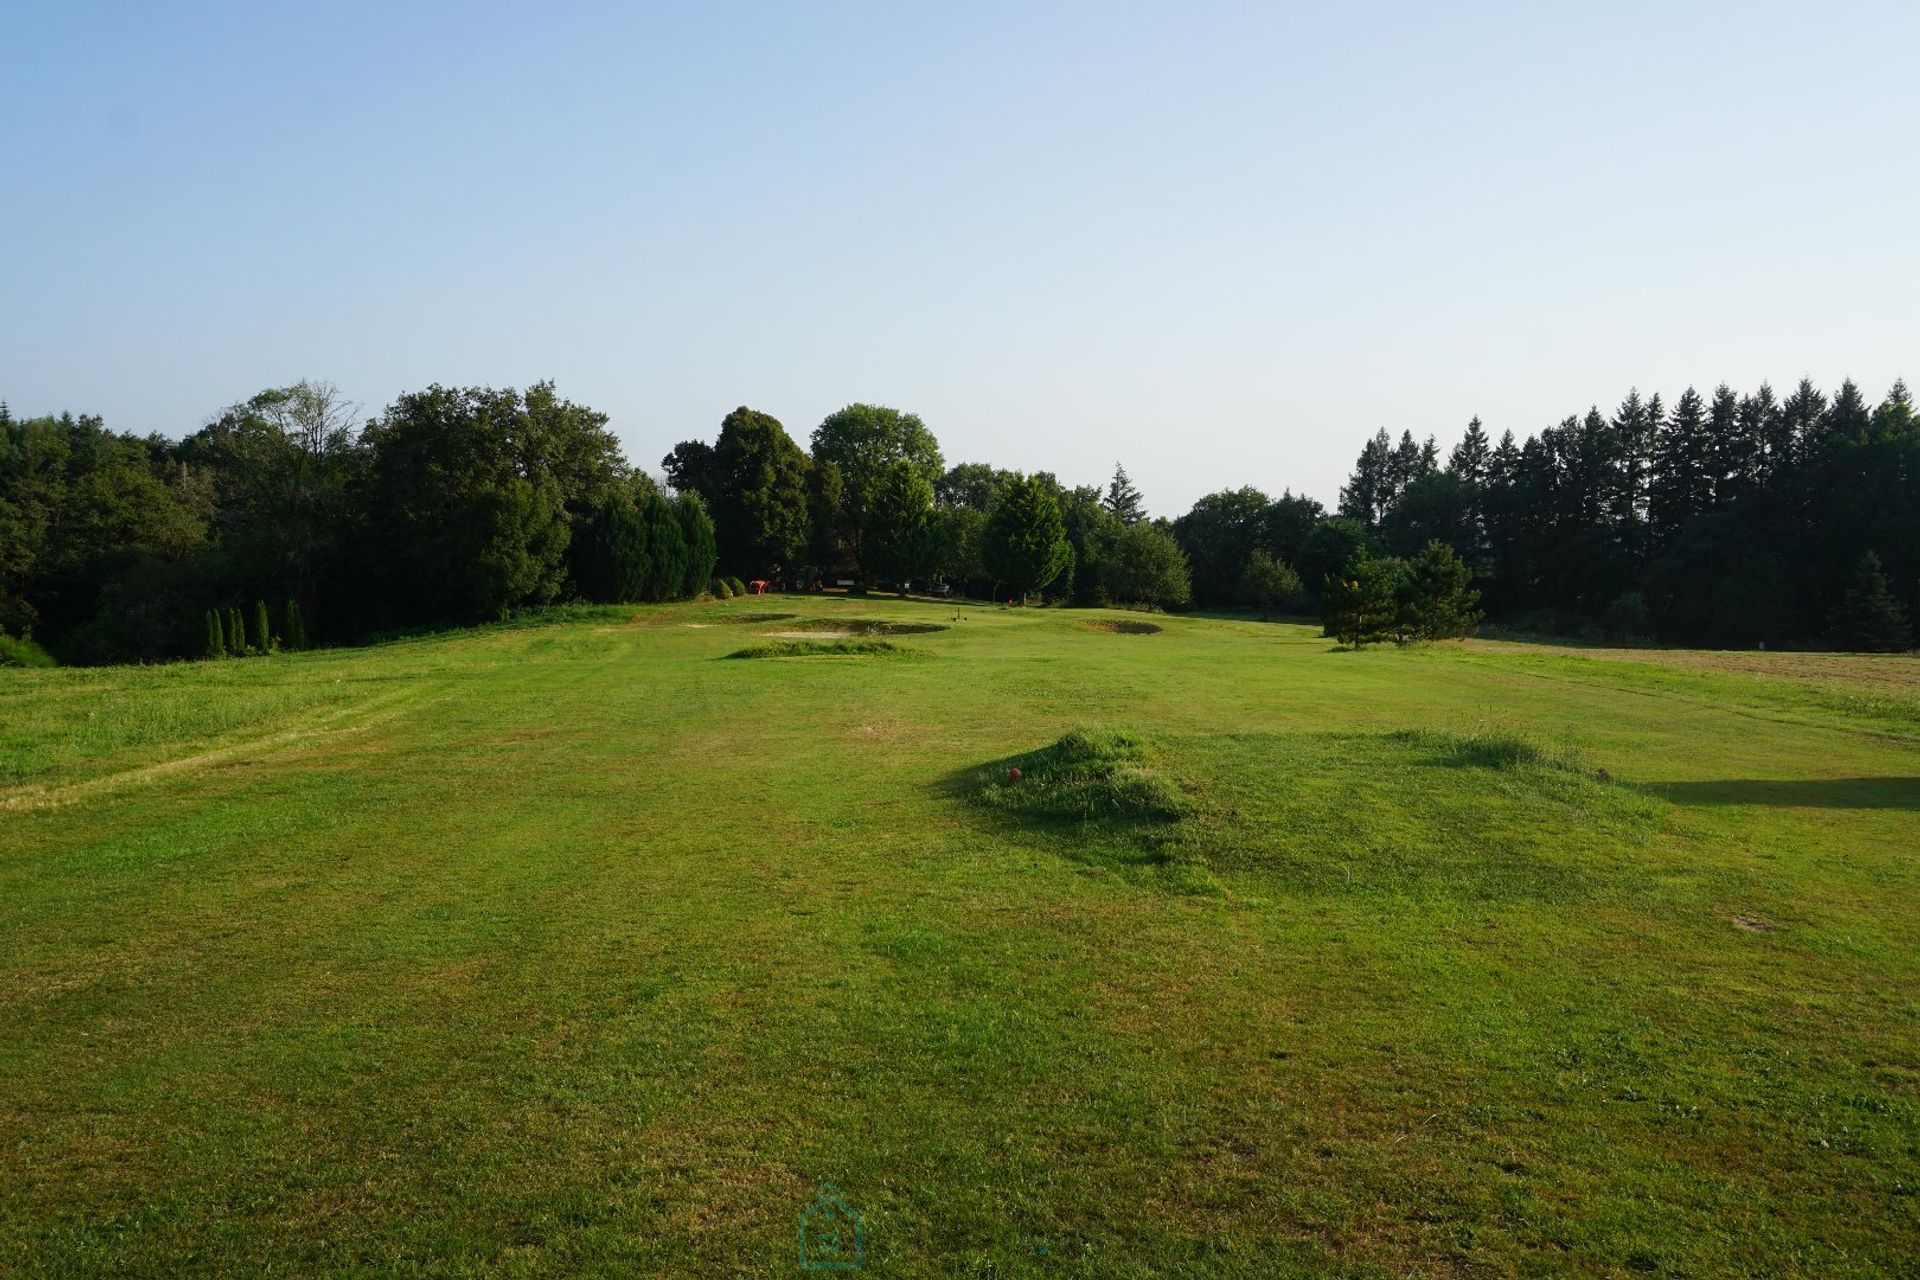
[2, 598, 1916, 1277]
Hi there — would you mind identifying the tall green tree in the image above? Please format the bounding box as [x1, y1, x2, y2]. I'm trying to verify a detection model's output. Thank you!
[809, 404, 943, 578]
[1102, 464, 1146, 524]
[863, 460, 936, 590]
[1237, 549, 1300, 618]
[981, 474, 1071, 602]
[638, 489, 689, 603]
[704, 407, 810, 576]
[1105, 520, 1191, 609]
[203, 609, 225, 658]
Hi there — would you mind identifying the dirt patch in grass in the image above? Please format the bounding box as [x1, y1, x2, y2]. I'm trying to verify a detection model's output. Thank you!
[768, 617, 948, 636]
[714, 612, 796, 625]
[1079, 619, 1163, 635]
[723, 639, 922, 659]
[1733, 914, 1779, 933]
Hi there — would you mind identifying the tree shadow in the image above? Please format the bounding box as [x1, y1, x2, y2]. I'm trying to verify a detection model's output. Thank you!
[1642, 778, 1920, 810]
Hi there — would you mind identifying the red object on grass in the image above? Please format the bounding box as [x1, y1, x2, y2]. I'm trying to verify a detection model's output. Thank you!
[1007, 767, 1022, 781]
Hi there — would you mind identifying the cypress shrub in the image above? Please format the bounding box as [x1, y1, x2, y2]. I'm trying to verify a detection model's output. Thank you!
[710, 577, 732, 599]
[253, 600, 273, 654]
[727, 575, 746, 596]
[284, 599, 307, 651]
[226, 607, 246, 656]
[639, 490, 688, 602]
[676, 492, 718, 598]
[203, 609, 225, 659]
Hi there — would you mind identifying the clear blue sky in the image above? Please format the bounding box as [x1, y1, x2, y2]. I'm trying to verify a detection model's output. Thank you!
[4, 2, 1915, 514]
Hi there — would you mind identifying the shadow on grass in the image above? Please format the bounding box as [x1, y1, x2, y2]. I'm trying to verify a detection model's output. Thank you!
[1644, 777, 1920, 810]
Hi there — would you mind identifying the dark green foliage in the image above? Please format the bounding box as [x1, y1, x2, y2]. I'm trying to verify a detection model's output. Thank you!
[726, 576, 746, 596]
[676, 408, 810, 578]
[1105, 520, 1191, 609]
[358, 383, 613, 625]
[982, 475, 1071, 601]
[0, 630, 56, 667]
[676, 493, 718, 597]
[252, 599, 273, 654]
[1320, 549, 1398, 648]
[1294, 518, 1371, 606]
[638, 490, 688, 603]
[283, 599, 307, 651]
[809, 404, 943, 577]
[203, 609, 225, 659]
[863, 459, 936, 588]
[1394, 541, 1482, 641]
[574, 494, 649, 604]
[462, 480, 572, 619]
[1826, 552, 1912, 652]
[1238, 549, 1301, 618]
[710, 577, 733, 599]
[226, 607, 246, 656]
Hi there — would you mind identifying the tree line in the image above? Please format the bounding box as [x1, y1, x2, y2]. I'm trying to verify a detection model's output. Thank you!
[1, 373, 1911, 665]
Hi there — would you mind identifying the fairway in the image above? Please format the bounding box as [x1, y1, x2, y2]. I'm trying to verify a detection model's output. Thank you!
[3, 600, 1917, 1277]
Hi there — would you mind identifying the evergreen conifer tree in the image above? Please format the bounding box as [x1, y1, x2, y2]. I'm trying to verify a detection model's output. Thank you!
[1102, 464, 1146, 524]
[253, 600, 273, 654]
[283, 599, 307, 650]
[1320, 548, 1398, 648]
[203, 609, 225, 659]
[1827, 552, 1912, 652]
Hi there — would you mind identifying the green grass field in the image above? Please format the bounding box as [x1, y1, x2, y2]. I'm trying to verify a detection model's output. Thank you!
[3, 599, 1917, 1277]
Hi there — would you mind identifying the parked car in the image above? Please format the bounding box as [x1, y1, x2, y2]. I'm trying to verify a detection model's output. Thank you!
[925, 582, 953, 598]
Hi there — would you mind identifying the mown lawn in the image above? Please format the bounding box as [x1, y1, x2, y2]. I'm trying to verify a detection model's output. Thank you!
[2, 599, 1916, 1277]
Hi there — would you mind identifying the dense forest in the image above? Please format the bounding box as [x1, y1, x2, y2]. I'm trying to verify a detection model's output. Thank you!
[1, 375, 1913, 665]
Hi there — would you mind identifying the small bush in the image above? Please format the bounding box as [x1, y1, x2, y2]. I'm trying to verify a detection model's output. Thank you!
[727, 576, 747, 596]
[710, 577, 733, 599]
[0, 631, 56, 668]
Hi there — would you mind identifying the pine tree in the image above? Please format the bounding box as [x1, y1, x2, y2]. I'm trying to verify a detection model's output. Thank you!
[226, 607, 246, 657]
[1447, 417, 1491, 486]
[1338, 430, 1395, 529]
[1827, 551, 1912, 652]
[1320, 548, 1398, 648]
[1703, 384, 1750, 504]
[1650, 386, 1712, 548]
[1102, 464, 1146, 524]
[203, 609, 225, 659]
[283, 599, 307, 651]
[253, 600, 273, 654]
[1394, 541, 1482, 641]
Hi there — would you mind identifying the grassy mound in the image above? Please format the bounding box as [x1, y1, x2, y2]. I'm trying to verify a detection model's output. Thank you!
[723, 638, 919, 659]
[1079, 618, 1163, 635]
[975, 727, 1188, 826]
[1386, 726, 1592, 774]
[1176, 729, 1659, 901]
[0, 633, 56, 668]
